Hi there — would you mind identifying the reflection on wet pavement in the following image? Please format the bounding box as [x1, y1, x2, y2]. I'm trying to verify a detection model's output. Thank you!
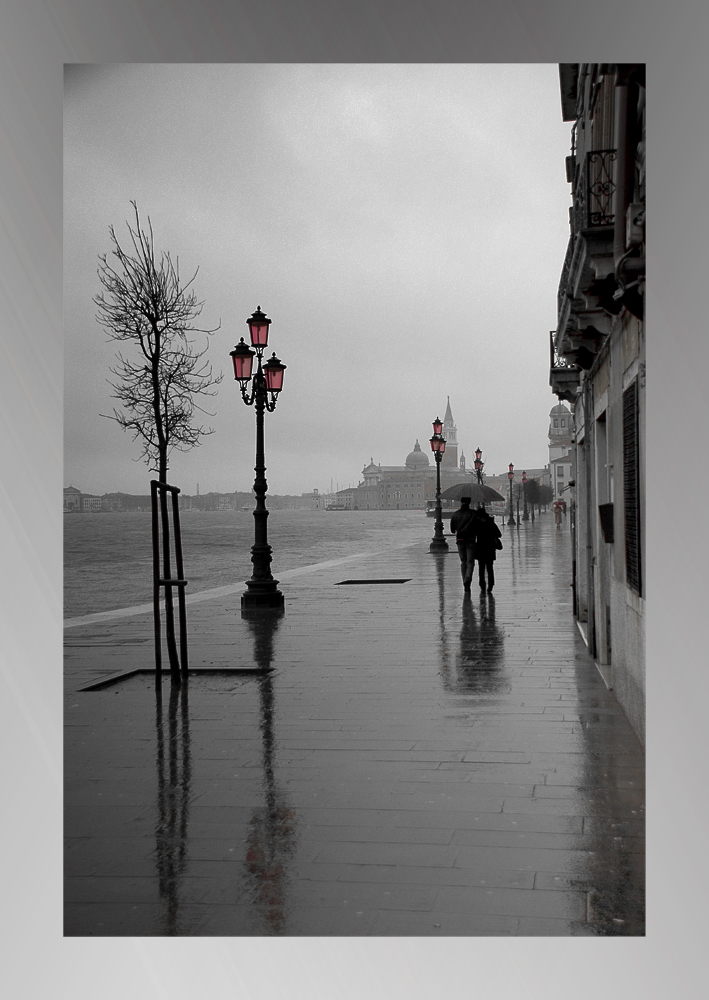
[242, 614, 298, 934]
[65, 515, 644, 936]
[154, 683, 191, 935]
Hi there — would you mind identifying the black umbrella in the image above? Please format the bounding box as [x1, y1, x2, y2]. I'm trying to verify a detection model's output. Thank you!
[440, 482, 505, 504]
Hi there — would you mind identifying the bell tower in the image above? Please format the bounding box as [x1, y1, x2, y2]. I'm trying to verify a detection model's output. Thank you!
[441, 396, 458, 468]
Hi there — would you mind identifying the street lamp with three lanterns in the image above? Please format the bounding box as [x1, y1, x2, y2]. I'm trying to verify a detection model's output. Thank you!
[429, 417, 449, 552]
[230, 307, 287, 610]
[473, 447, 484, 486]
[507, 462, 516, 526]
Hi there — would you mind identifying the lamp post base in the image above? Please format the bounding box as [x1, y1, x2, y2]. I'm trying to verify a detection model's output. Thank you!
[429, 537, 449, 553]
[241, 581, 285, 610]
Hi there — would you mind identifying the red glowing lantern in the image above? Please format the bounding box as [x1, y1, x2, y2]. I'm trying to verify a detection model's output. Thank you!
[247, 306, 271, 348]
[432, 417, 443, 437]
[230, 338, 256, 381]
[430, 434, 446, 454]
[507, 463, 515, 481]
[263, 353, 286, 393]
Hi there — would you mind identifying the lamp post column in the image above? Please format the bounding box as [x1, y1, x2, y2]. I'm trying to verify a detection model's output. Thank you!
[230, 308, 286, 612]
[430, 449, 448, 552]
[429, 419, 449, 553]
[522, 471, 529, 521]
[507, 463, 516, 526]
[244, 371, 282, 606]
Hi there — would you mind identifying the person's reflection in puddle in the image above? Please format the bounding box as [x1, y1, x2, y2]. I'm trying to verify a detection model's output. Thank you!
[242, 612, 297, 934]
[154, 679, 192, 935]
[452, 592, 508, 693]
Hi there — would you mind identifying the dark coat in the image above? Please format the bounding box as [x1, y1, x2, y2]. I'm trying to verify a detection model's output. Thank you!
[473, 512, 502, 560]
[450, 505, 476, 541]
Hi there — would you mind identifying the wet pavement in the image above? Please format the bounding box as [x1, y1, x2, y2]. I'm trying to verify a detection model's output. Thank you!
[64, 513, 645, 936]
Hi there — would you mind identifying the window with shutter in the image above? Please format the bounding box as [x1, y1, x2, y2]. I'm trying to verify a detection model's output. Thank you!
[623, 380, 642, 595]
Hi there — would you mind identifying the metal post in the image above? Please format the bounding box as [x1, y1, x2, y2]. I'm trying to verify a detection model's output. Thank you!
[243, 361, 284, 610]
[151, 481, 162, 688]
[507, 479, 515, 525]
[430, 451, 449, 552]
[171, 489, 189, 676]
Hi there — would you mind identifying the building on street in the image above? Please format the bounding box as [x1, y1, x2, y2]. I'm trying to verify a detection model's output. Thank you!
[549, 63, 645, 743]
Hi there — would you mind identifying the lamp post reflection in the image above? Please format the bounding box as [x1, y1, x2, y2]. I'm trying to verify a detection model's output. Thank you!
[154, 681, 192, 935]
[242, 613, 297, 934]
[434, 550, 451, 688]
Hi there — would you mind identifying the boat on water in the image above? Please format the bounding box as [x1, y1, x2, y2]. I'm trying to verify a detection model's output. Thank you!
[326, 504, 348, 511]
[425, 500, 456, 519]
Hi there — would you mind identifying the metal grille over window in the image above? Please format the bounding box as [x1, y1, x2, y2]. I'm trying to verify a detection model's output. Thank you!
[623, 381, 642, 595]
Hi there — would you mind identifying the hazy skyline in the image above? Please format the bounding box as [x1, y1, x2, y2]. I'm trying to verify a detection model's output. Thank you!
[65, 63, 572, 497]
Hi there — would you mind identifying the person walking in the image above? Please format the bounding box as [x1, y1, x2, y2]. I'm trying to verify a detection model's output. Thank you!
[473, 507, 502, 594]
[450, 496, 477, 592]
[554, 502, 563, 529]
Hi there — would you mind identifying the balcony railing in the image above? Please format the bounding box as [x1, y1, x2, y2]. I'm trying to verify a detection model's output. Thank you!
[558, 149, 617, 326]
[573, 149, 617, 232]
[549, 330, 581, 401]
[550, 330, 577, 371]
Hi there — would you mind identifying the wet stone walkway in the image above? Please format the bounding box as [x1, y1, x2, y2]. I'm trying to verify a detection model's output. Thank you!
[64, 514, 645, 936]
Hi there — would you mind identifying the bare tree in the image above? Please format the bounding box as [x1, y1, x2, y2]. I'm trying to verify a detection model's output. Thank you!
[95, 203, 222, 683]
[95, 201, 222, 483]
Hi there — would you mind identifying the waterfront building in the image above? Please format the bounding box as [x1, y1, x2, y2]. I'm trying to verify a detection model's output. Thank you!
[549, 63, 645, 742]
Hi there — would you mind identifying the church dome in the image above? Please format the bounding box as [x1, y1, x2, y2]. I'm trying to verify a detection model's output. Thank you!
[405, 440, 430, 469]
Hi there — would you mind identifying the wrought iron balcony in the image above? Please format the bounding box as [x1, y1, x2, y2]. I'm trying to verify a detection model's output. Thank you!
[549, 330, 581, 402]
[575, 149, 617, 232]
[556, 149, 618, 363]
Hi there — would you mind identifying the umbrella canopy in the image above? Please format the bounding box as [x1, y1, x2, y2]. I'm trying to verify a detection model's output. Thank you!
[440, 482, 505, 504]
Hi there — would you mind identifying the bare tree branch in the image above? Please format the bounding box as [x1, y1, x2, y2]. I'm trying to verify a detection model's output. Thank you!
[95, 202, 223, 482]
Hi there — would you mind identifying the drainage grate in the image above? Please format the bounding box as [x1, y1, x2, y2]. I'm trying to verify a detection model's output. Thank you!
[336, 579, 411, 585]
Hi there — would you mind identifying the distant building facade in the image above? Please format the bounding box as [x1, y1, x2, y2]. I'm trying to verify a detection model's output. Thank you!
[548, 402, 575, 499]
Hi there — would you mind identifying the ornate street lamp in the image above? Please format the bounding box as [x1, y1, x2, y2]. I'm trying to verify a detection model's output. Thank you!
[473, 448, 484, 486]
[507, 463, 516, 526]
[230, 307, 287, 610]
[522, 470, 529, 521]
[429, 419, 449, 553]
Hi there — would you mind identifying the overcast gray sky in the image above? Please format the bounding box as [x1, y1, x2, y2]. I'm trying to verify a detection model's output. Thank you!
[64, 63, 571, 497]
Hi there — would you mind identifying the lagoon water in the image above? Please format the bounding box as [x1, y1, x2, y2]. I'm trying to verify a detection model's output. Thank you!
[64, 508, 435, 619]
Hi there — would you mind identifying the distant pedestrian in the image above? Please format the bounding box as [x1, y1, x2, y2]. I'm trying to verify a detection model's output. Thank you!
[450, 496, 477, 591]
[473, 507, 502, 594]
[554, 503, 562, 529]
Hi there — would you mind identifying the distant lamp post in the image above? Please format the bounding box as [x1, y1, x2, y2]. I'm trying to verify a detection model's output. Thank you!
[230, 307, 287, 610]
[429, 419, 449, 552]
[473, 448, 484, 486]
[522, 470, 529, 521]
[507, 463, 516, 526]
